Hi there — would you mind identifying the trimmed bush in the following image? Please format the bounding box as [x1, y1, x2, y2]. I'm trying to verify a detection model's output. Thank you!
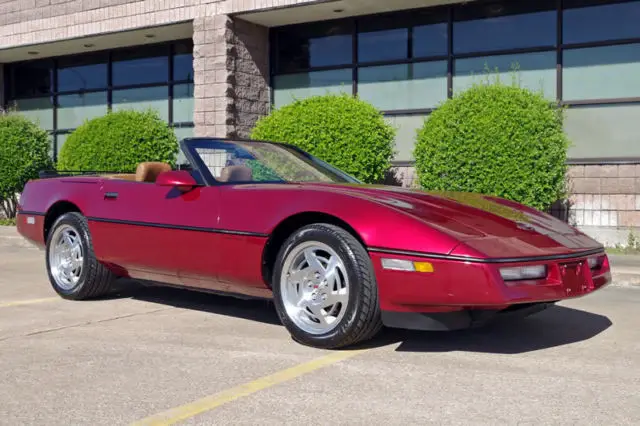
[250, 93, 396, 184]
[413, 80, 570, 211]
[0, 114, 53, 218]
[57, 109, 179, 172]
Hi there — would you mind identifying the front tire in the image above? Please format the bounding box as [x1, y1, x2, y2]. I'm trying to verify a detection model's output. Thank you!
[272, 223, 382, 349]
[45, 212, 116, 300]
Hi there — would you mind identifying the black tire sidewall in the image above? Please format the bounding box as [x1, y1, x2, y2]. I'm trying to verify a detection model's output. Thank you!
[45, 212, 92, 298]
[272, 224, 374, 347]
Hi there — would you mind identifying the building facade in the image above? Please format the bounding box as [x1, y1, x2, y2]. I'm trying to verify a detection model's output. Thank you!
[1, 0, 639, 245]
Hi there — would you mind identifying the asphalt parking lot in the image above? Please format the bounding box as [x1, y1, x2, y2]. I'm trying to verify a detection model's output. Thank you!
[1, 243, 639, 426]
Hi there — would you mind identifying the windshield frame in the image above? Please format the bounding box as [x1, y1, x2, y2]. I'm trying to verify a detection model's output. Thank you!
[179, 137, 362, 186]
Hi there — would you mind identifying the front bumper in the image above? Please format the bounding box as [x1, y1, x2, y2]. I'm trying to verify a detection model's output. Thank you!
[369, 249, 611, 315]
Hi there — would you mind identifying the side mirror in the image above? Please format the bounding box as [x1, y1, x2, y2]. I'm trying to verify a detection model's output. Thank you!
[155, 170, 199, 192]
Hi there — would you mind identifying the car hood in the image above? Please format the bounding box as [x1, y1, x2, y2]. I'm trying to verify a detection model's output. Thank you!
[305, 183, 602, 258]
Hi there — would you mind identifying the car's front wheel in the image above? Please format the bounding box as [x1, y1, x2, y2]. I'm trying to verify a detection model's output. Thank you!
[272, 223, 382, 349]
[45, 212, 116, 300]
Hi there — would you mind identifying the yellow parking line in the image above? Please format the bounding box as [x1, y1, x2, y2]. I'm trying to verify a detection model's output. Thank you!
[0, 297, 59, 308]
[131, 348, 369, 426]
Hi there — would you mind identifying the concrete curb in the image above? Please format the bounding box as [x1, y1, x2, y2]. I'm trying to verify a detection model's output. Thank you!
[1, 225, 639, 287]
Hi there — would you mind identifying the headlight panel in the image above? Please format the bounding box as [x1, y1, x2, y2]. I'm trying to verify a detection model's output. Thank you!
[587, 255, 604, 270]
[499, 265, 547, 281]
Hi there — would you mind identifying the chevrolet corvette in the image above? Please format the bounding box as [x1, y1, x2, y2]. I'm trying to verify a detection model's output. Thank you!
[16, 137, 611, 349]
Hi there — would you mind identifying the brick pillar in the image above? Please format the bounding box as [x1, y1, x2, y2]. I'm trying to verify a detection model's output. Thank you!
[193, 14, 269, 139]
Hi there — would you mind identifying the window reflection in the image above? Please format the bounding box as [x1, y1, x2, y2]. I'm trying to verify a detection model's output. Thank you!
[11, 97, 54, 130]
[112, 86, 169, 121]
[276, 23, 353, 72]
[564, 43, 640, 100]
[358, 28, 408, 63]
[358, 62, 448, 110]
[10, 61, 53, 97]
[112, 45, 169, 86]
[563, 0, 640, 44]
[453, 0, 556, 54]
[174, 40, 194, 81]
[58, 54, 108, 92]
[454, 51, 557, 99]
[273, 69, 352, 108]
[57, 92, 108, 129]
[564, 104, 640, 158]
[173, 84, 194, 123]
[413, 23, 448, 58]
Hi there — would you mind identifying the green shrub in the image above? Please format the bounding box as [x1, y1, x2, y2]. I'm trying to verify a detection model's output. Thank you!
[413, 79, 569, 211]
[250, 93, 396, 184]
[0, 114, 53, 218]
[57, 109, 179, 172]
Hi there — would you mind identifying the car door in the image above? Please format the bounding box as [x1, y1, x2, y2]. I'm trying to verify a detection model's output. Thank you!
[89, 177, 222, 287]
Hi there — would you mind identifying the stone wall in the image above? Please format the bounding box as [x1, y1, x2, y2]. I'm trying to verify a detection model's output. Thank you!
[192, 15, 269, 139]
[0, 0, 323, 50]
[228, 17, 269, 138]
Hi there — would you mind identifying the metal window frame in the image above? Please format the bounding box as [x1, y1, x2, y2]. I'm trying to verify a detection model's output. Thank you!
[4, 39, 195, 162]
[269, 0, 640, 165]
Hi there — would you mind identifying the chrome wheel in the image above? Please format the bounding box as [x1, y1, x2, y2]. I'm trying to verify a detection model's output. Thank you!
[48, 224, 84, 290]
[280, 241, 349, 335]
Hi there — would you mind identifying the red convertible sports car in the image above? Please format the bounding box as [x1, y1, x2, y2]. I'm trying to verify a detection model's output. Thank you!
[16, 137, 611, 349]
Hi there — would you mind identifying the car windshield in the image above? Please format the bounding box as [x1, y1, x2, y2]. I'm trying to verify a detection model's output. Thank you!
[185, 139, 361, 184]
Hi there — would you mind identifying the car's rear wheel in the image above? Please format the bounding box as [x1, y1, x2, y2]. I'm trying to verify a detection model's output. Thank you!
[272, 223, 382, 349]
[46, 212, 116, 300]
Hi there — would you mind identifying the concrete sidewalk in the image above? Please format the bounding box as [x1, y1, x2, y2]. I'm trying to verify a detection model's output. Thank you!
[1, 225, 639, 287]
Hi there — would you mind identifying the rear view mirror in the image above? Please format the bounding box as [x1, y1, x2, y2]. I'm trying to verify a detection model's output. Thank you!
[155, 170, 199, 192]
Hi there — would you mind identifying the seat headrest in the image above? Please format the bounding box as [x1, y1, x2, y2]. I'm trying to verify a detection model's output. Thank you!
[219, 165, 253, 182]
[135, 162, 172, 183]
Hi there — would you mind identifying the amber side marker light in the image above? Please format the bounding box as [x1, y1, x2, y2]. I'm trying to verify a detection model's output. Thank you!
[381, 259, 434, 273]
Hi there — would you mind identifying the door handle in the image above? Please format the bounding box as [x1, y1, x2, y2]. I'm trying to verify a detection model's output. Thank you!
[104, 192, 119, 200]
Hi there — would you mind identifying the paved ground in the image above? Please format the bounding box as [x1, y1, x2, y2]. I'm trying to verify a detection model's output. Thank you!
[1, 244, 639, 425]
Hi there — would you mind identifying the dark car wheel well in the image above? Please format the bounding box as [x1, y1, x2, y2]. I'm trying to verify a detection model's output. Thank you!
[261, 212, 366, 289]
[44, 201, 82, 241]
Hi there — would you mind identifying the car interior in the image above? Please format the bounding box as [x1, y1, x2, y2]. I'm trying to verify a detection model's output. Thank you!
[99, 162, 255, 184]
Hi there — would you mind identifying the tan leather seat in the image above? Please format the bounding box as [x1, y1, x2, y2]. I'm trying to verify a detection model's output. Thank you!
[135, 162, 172, 183]
[219, 165, 253, 182]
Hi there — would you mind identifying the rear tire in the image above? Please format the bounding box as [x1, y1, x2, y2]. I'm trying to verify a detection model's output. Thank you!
[45, 212, 116, 300]
[272, 223, 382, 349]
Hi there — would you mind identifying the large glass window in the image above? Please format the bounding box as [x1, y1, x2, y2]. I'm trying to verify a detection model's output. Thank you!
[274, 22, 353, 73]
[9, 60, 53, 98]
[270, 0, 640, 164]
[453, 0, 556, 54]
[112, 45, 169, 86]
[563, 43, 640, 100]
[358, 28, 408, 63]
[112, 87, 169, 121]
[563, 0, 640, 44]
[5, 40, 194, 161]
[358, 62, 448, 110]
[57, 54, 108, 92]
[454, 51, 557, 99]
[173, 40, 194, 82]
[11, 97, 54, 130]
[57, 92, 109, 129]
[173, 84, 194, 123]
[413, 23, 448, 58]
[273, 69, 352, 108]
[564, 104, 640, 158]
